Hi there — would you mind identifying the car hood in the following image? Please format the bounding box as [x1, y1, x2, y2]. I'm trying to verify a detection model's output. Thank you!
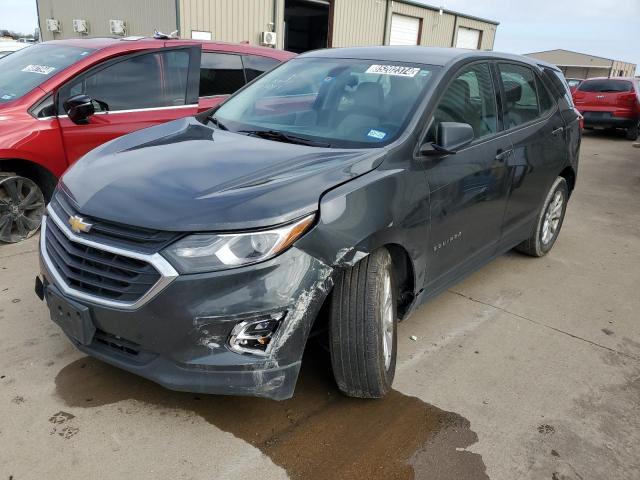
[61, 117, 384, 231]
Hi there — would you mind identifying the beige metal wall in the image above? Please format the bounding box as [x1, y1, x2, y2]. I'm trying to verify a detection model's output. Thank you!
[331, 0, 386, 47]
[37, 0, 177, 41]
[610, 60, 636, 77]
[178, 0, 276, 45]
[390, 2, 456, 47]
[528, 50, 636, 78]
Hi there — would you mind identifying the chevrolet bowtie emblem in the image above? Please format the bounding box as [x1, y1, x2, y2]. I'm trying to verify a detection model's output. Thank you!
[68, 215, 92, 234]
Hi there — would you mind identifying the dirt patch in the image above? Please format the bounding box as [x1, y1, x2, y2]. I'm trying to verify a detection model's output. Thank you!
[55, 348, 487, 480]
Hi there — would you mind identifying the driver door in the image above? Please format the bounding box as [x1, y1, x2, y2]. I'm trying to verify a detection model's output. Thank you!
[422, 61, 513, 287]
[57, 47, 201, 165]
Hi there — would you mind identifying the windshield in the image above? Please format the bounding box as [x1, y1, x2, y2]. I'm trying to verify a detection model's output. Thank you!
[212, 57, 440, 148]
[0, 44, 95, 104]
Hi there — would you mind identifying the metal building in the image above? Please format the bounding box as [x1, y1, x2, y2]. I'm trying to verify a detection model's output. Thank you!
[526, 49, 637, 79]
[37, 0, 498, 52]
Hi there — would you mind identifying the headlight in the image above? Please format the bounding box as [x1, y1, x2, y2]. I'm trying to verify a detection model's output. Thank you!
[162, 214, 315, 273]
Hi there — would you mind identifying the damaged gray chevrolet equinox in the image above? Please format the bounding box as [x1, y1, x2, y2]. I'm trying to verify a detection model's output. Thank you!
[36, 47, 580, 400]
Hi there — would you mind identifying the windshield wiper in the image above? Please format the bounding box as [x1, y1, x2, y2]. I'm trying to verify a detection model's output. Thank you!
[207, 115, 228, 130]
[238, 129, 332, 148]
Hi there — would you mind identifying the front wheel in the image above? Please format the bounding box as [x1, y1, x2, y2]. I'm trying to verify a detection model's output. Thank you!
[0, 175, 46, 243]
[329, 247, 397, 398]
[515, 177, 568, 257]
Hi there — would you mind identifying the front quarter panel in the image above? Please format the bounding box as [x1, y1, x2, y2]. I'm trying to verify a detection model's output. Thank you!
[296, 161, 429, 294]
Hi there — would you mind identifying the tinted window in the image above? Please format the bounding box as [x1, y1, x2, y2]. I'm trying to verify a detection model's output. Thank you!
[499, 63, 541, 128]
[65, 50, 189, 112]
[545, 69, 574, 108]
[199, 52, 245, 96]
[577, 79, 632, 93]
[432, 63, 497, 140]
[536, 76, 555, 115]
[243, 55, 281, 82]
[0, 44, 95, 104]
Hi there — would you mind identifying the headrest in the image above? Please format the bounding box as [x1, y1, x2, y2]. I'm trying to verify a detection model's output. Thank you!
[503, 80, 522, 103]
[354, 82, 383, 107]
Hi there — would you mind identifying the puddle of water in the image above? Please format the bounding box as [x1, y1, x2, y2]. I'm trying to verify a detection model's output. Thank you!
[55, 347, 487, 480]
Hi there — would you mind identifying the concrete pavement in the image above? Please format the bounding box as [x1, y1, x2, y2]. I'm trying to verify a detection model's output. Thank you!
[1, 132, 638, 480]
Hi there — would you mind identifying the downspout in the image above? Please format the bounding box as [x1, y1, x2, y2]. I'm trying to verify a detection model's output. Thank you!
[273, 0, 280, 49]
[383, 0, 392, 45]
[175, 0, 181, 37]
[35, 0, 42, 41]
[450, 14, 458, 47]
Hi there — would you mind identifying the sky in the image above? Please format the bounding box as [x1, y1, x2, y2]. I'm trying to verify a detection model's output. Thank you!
[1, 0, 638, 73]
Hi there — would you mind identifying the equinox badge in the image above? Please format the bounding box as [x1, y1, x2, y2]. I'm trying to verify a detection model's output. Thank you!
[68, 215, 92, 234]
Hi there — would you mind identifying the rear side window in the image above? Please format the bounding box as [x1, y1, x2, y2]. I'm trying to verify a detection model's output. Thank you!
[499, 63, 545, 128]
[577, 79, 632, 93]
[63, 50, 190, 112]
[432, 62, 497, 141]
[243, 55, 280, 82]
[199, 52, 246, 96]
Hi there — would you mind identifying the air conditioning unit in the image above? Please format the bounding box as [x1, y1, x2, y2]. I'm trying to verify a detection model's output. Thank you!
[46, 18, 61, 32]
[260, 31, 276, 46]
[73, 19, 89, 34]
[109, 19, 126, 36]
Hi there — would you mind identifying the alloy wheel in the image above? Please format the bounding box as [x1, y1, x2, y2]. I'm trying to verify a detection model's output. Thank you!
[0, 176, 45, 243]
[541, 189, 564, 245]
[381, 268, 395, 370]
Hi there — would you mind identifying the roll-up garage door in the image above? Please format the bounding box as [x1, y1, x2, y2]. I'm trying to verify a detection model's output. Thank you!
[390, 14, 420, 46]
[456, 27, 481, 49]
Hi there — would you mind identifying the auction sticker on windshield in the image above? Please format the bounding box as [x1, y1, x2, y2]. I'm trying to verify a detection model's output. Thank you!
[365, 65, 420, 77]
[21, 65, 56, 75]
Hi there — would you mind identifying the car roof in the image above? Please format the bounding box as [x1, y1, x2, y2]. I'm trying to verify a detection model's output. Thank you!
[580, 76, 636, 82]
[41, 37, 294, 59]
[300, 46, 560, 71]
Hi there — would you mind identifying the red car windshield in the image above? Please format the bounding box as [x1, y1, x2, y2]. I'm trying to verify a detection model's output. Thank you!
[0, 43, 95, 104]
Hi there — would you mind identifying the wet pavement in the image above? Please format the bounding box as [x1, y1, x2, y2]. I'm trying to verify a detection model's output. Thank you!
[1, 133, 639, 479]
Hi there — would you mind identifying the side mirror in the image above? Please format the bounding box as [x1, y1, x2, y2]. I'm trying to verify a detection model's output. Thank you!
[63, 94, 95, 125]
[420, 122, 475, 156]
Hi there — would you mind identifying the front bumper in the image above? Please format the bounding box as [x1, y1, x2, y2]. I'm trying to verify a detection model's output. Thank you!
[39, 239, 334, 400]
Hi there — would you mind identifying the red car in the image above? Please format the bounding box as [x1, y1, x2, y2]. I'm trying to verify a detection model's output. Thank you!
[572, 77, 640, 140]
[0, 37, 294, 242]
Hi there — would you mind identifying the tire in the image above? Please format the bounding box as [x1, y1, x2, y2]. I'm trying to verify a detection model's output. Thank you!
[329, 247, 397, 398]
[0, 175, 46, 243]
[515, 177, 568, 257]
[625, 122, 639, 141]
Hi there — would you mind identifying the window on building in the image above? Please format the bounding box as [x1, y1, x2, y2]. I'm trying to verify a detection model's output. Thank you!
[431, 62, 497, 141]
[499, 63, 542, 128]
[243, 55, 281, 82]
[199, 52, 246, 97]
[64, 50, 190, 111]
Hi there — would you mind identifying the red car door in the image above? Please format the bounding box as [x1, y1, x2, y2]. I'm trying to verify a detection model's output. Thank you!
[56, 46, 201, 164]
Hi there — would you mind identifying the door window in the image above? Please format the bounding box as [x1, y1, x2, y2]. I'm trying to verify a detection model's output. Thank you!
[243, 55, 280, 82]
[498, 63, 549, 128]
[431, 62, 497, 141]
[199, 52, 246, 97]
[63, 50, 190, 112]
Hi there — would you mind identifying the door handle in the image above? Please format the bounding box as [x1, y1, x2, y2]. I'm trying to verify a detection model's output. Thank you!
[495, 149, 513, 162]
[552, 127, 564, 136]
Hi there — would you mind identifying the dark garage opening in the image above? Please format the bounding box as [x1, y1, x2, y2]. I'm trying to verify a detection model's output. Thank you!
[284, 0, 331, 53]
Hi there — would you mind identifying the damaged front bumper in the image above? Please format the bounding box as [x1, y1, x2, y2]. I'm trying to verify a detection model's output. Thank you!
[38, 245, 334, 401]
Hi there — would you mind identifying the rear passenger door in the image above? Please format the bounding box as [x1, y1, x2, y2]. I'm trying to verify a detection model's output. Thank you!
[197, 52, 280, 111]
[423, 61, 512, 286]
[57, 47, 201, 165]
[496, 63, 567, 248]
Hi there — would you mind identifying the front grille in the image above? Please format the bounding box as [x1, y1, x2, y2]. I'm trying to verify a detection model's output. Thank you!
[50, 192, 178, 253]
[44, 216, 161, 302]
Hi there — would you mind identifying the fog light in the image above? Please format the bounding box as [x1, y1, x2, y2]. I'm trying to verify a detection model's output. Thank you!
[228, 313, 285, 355]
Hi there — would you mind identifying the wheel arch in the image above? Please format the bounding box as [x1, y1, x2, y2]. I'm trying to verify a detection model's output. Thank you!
[0, 158, 58, 200]
[559, 165, 576, 197]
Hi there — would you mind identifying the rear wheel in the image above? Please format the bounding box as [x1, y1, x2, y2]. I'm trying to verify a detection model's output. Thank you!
[515, 177, 568, 257]
[0, 175, 45, 243]
[329, 247, 397, 398]
[625, 121, 639, 141]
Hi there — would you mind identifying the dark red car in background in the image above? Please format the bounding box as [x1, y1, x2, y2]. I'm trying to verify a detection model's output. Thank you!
[572, 77, 640, 141]
[0, 37, 294, 243]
